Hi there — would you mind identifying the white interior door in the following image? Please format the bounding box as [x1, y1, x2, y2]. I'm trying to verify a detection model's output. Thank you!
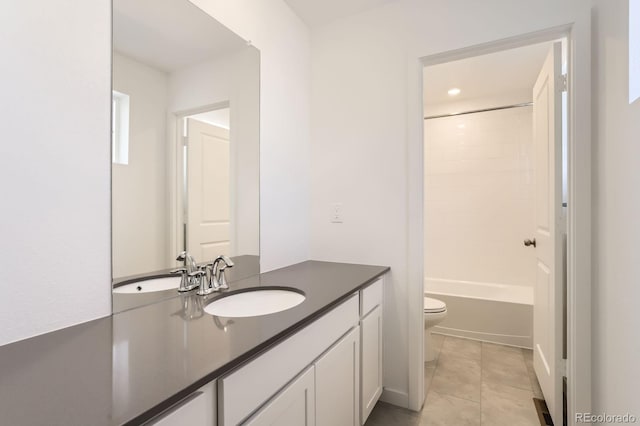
[532, 42, 564, 425]
[186, 118, 230, 261]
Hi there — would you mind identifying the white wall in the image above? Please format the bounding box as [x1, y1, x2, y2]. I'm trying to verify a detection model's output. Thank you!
[189, 0, 311, 272]
[592, 0, 640, 418]
[169, 47, 260, 258]
[0, 0, 111, 345]
[424, 105, 536, 289]
[309, 0, 590, 407]
[112, 52, 169, 279]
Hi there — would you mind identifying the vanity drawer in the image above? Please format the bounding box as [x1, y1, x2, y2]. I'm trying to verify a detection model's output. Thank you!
[361, 278, 383, 317]
[218, 294, 359, 425]
[147, 381, 216, 426]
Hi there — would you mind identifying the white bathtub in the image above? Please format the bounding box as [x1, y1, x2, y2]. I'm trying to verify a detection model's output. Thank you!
[425, 278, 533, 349]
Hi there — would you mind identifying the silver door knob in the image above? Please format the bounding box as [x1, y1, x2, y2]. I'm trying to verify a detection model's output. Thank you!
[524, 238, 537, 248]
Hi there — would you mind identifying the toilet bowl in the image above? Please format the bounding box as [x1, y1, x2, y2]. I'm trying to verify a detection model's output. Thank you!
[424, 297, 447, 362]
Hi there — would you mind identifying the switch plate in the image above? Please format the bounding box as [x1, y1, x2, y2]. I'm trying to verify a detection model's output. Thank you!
[331, 203, 343, 223]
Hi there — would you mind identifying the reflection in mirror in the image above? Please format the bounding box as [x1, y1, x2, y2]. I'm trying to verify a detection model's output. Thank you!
[111, 0, 260, 306]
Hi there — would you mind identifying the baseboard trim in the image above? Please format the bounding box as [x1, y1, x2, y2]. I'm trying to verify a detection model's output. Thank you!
[380, 388, 410, 409]
[432, 326, 532, 349]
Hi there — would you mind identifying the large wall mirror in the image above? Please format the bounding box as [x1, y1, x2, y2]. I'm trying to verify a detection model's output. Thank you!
[111, 0, 260, 308]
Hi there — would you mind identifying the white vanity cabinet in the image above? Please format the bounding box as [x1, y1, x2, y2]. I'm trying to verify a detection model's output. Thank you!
[147, 381, 217, 426]
[315, 326, 360, 426]
[218, 294, 360, 425]
[360, 278, 383, 424]
[216, 275, 385, 426]
[246, 325, 362, 426]
[244, 366, 316, 426]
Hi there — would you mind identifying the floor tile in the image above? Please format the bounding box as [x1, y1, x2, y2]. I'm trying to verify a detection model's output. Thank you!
[365, 401, 421, 426]
[528, 372, 544, 399]
[482, 343, 531, 390]
[420, 391, 480, 426]
[480, 381, 540, 426]
[440, 336, 482, 361]
[521, 348, 545, 399]
[430, 351, 481, 402]
[429, 333, 445, 361]
[482, 341, 523, 356]
[425, 365, 436, 395]
[367, 341, 545, 426]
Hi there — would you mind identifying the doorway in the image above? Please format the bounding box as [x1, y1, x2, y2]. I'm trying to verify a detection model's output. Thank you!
[416, 29, 573, 422]
[170, 103, 235, 265]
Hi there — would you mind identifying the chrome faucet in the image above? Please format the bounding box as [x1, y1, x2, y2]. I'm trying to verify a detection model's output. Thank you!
[213, 255, 234, 288]
[213, 255, 234, 290]
[196, 261, 217, 296]
[196, 255, 235, 295]
[176, 251, 197, 274]
[172, 251, 202, 292]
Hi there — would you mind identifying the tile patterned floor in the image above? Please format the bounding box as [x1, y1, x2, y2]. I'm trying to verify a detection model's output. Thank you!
[365, 334, 545, 426]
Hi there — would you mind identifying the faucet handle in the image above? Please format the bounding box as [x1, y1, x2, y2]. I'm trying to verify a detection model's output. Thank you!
[193, 269, 220, 296]
[171, 267, 190, 292]
[200, 261, 215, 269]
[170, 268, 189, 292]
[188, 270, 205, 281]
[187, 270, 205, 293]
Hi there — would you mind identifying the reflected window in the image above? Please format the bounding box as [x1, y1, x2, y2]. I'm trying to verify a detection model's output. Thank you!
[112, 90, 130, 164]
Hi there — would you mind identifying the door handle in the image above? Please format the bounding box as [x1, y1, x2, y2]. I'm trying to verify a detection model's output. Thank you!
[524, 238, 536, 248]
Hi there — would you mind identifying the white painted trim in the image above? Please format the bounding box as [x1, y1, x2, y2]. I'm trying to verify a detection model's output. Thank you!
[380, 387, 409, 408]
[407, 22, 592, 421]
[167, 112, 179, 265]
[565, 9, 592, 424]
[406, 51, 425, 412]
[432, 326, 532, 349]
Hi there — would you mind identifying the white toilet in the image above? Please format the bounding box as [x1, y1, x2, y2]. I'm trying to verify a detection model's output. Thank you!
[424, 296, 447, 362]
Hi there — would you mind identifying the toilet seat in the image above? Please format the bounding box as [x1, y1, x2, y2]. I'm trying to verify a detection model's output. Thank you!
[424, 297, 446, 313]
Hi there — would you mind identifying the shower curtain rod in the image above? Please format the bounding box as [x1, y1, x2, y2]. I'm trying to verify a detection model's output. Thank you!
[423, 102, 533, 120]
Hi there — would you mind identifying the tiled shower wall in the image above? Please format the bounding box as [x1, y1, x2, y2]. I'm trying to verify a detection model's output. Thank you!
[424, 106, 536, 289]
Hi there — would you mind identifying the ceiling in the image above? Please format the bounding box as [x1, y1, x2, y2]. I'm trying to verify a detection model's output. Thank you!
[423, 41, 553, 113]
[189, 108, 230, 129]
[284, 0, 398, 28]
[113, 0, 248, 73]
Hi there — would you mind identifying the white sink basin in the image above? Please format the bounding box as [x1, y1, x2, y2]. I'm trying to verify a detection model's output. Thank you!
[113, 276, 181, 294]
[204, 289, 305, 317]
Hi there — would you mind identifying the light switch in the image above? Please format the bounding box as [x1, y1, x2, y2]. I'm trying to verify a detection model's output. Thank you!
[331, 203, 343, 223]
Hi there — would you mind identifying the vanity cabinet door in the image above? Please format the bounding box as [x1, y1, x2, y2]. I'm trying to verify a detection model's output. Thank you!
[148, 381, 216, 426]
[315, 326, 360, 426]
[244, 366, 315, 426]
[361, 305, 383, 424]
[219, 294, 358, 425]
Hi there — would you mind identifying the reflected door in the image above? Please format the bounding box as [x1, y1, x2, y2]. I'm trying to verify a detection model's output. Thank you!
[186, 118, 230, 260]
[532, 41, 563, 425]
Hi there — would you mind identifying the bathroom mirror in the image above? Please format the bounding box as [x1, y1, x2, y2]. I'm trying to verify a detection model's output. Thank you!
[111, 0, 260, 307]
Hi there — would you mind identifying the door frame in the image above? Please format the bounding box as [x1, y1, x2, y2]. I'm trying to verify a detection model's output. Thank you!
[167, 101, 232, 265]
[406, 21, 592, 425]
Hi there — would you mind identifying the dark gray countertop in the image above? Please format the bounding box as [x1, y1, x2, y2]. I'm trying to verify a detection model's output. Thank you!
[0, 260, 389, 426]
